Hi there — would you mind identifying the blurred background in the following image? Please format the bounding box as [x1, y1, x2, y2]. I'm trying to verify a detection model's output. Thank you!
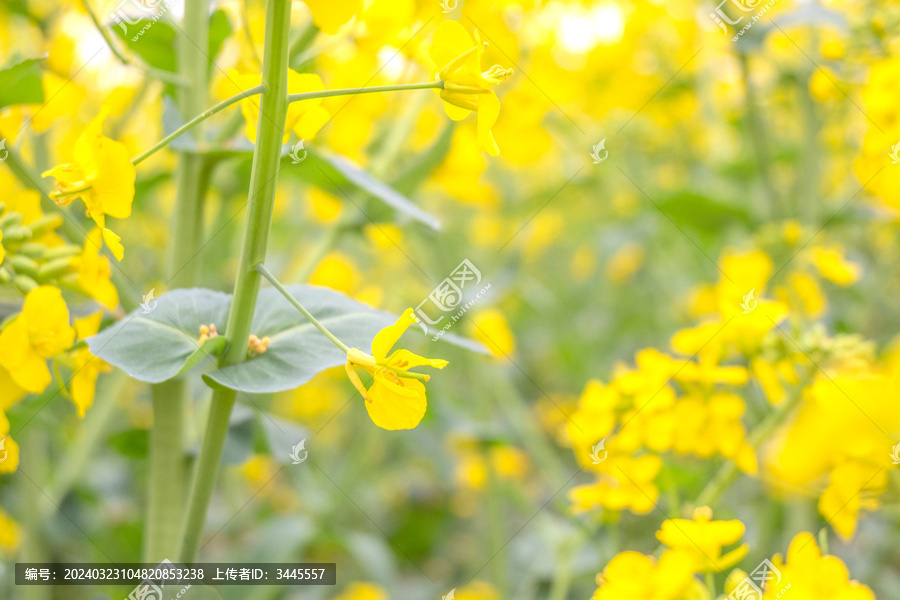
[1, 0, 900, 598]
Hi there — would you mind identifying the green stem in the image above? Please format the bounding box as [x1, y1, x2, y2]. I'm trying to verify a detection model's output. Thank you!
[255, 263, 350, 353]
[43, 370, 124, 516]
[131, 85, 265, 165]
[144, 380, 186, 561]
[287, 80, 443, 103]
[176, 0, 293, 563]
[144, 0, 210, 563]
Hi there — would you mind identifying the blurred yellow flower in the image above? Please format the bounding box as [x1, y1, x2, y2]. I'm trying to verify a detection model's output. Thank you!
[0, 507, 22, 553]
[300, 0, 361, 35]
[42, 107, 134, 260]
[762, 532, 875, 599]
[69, 312, 112, 418]
[656, 506, 749, 573]
[429, 21, 513, 156]
[810, 246, 861, 286]
[592, 549, 701, 600]
[73, 228, 119, 311]
[345, 308, 448, 430]
[470, 309, 515, 357]
[0, 411, 21, 474]
[331, 581, 388, 600]
[232, 69, 330, 143]
[0, 286, 75, 394]
[453, 581, 501, 600]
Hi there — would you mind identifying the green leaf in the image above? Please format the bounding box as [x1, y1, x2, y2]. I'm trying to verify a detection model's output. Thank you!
[86, 288, 231, 383]
[302, 149, 442, 231]
[113, 19, 178, 73]
[175, 335, 228, 377]
[0, 57, 44, 109]
[208, 9, 233, 68]
[203, 285, 395, 394]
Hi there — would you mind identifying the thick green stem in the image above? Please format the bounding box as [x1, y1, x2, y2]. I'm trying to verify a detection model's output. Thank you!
[176, 0, 293, 563]
[144, 380, 187, 561]
[144, 0, 210, 563]
[43, 370, 124, 517]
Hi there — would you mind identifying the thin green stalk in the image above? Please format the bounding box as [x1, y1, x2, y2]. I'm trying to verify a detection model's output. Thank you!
[176, 0, 293, 563]
[255, 264, 431, 382]
[132, 85, 265, 165]
[256, 263, 349, 352]
[131, 82, 439, 165]
[144, 0, 211, 563]
[287, 80, 442, 103]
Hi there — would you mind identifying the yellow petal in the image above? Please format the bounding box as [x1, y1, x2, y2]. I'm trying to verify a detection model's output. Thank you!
[364, 374, 427, 430]
[371, 308, 417, 359]
[102, 228, 124, 261]
[442, 100, 473, 121]
[384, 348, 448, 371]
[302, 0, 362, 34]
[476, 92, 501, 156]
[345, 362, 370, 398]
[429, 21, 475, 70]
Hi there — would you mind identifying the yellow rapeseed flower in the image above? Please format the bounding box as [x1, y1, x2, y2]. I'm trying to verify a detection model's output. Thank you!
[345, 308, 447, 430]
[69, 312, 112, 418]
[42, 107, 135, 260]
[656, 506, 749, 573]
[762, 532, 875, 599]
[592, 549, 701, 600]
[0, 411, 21, 474]
[0, 507, 22, 553]
[330, 581, 388, 600]
[0, 286, 75, 394]
[73, 228, 119, 311]
[300, 0, 361, 35]
[429, 21, 513, 156]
